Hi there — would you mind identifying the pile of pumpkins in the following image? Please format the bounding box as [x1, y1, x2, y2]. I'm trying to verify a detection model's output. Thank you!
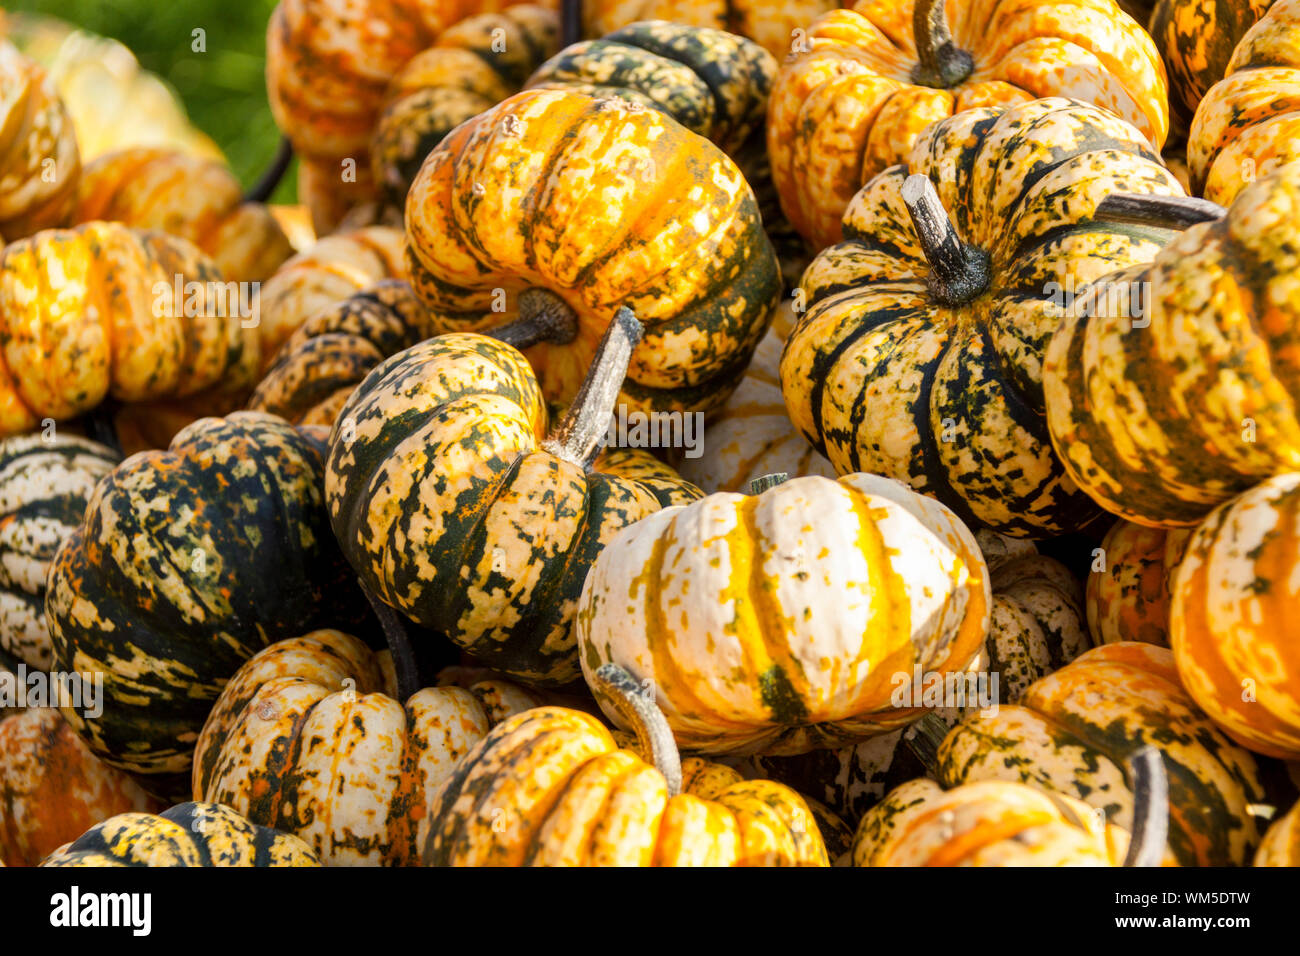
[1, 0, 1299, 868]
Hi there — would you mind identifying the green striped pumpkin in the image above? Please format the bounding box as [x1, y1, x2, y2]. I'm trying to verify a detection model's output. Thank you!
[45, 412, 369, 798]
[0, 434, 117, 672]
[781, 98, 1184, 537]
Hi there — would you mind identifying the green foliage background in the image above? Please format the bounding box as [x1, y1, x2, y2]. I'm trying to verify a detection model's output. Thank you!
[7, 0, 296, 202]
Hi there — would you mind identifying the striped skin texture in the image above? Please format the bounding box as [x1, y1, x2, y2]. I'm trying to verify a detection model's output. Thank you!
[372, 6, 560, 207]
[193, 631, 532, 866]
[256, 225, 406, 373]
[75, 148, 294, 283]
[40, 801, 321, 867]
[1255, 799, 1300, 865]
[249, 280, 434, 426]
[326, 332, 702, 686]
[936, 642, 1269, 866]
[740, 534, 1087, 822]
[768, 1, 1170, 248]
[783, 99, 1180, 537]
[1189, 0, 1300, 205]
[404, 88, 781, 419]
[1086, 520, 1192, 647]
[0, 42, 79, 242]
[0, 434, 117, 671]
[424, 706, 830, 866]
[1151, 0, 1273, 126]
[677, 326, 837, 494]
[0, 222, 262, 438]
[0, 708, 156, 866]
[582, 1, 840, 59]
[1044, 161, 1300, 528]
[45, 412, 366, 796]
[852, 777, 1131, 866]
[576, 472, 991, 756]
[1170, 472, 1300, 760]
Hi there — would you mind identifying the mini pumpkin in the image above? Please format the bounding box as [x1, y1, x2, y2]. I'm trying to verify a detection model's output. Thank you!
[0, 41, 79, 241]
[74, 147, 295, 282]
[782, 99, 1181, 536]
[576, 471, 990, 756]
[1044, 162, 1300, 528]
[404, 87, 780, 418]
[425, 664, 830, 865]
[0, 433, 117, 671]
[1150, 0, 1273, 126]
[45, 412, 370, 797]
[1255, 800, 1300, 865]
[1188, 0, 1300, 205]
[0, 222, 261, 438]
[328, 309, 701, 686]
[768, 0, 1169, 248]
[1, 707, 157, 866]
[372, 5, 560, 207]
[1170, 471, 1300, 760]
[936, 642, 1269, 865]
[1086, 520, 1193, 647]
[40, 801, 321, 867]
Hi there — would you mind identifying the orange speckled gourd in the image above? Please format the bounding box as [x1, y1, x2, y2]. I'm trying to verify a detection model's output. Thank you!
[1151, 0, 1273, 125]
[1086, 520, 1192, 647]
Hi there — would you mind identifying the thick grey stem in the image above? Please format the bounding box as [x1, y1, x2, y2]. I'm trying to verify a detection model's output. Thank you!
[902, 174, 990, 306]
[912, 0, 974, 88]
[749, 473, 789, 495]
[1122, 746, 1169, 867]
[487, 288, 579, 351]
[593, 663, 682, 797]
[1095, 193, 1226, 230]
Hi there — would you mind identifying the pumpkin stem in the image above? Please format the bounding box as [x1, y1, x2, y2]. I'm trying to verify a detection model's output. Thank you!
[487, 288, 580, 351]
[1095, 193, 1225, 230]
[1121, 745, 1169, 867]
[592, 663, 683, 797]
[244, 136, 294, 204]
[749, 473, 789, 494]
[541, 306, 642, 469]
[81, 401, 123, 458]
[901, 711, 950, 776]
[360, 586, 421, 703]
[902, 173, 990, 307]
[561, 0, 583, 47]
[912, 0, 974, 88]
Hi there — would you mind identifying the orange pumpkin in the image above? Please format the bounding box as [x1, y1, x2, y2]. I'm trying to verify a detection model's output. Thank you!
[1086, 521, 1192, 647]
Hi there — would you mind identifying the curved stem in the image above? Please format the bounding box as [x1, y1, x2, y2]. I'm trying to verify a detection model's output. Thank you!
[1095, 193, 1225, 230]
[561, 0, 583, 48]
[902, 174, 990, 306]
[81, 400, 123, 458]
[749, 473, 789, 495]
[361, 585, 420, 703]
[486, 288, 579, 351]
[592, 663, 682, 797]
[912, 0, 974, 88]
[244, 136, 294, 204]
[540, 306, 642, 469]
[1122, 746, 1169, 867]
[901, 711, 950, 777]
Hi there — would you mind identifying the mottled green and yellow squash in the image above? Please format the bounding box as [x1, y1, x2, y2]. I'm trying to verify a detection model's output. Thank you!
[249, 280, 434, 426]
[40, 801, 321, 867]
[1189, 0, 1300, 205]
[404, 88, 780, 418]
[327, 311, 702, 687]
[1, 708, 157, 866]
[0, 434, 117, 671]
[580, 1, 841, 59]
[782, 99, 1181, 537]
[1044, 162, 1300, 528]
[256, 225, 406, 373]
[1255, 800, 1300, 865]
[1086, 520, 1193, 647]
[45, 412, 370, 798]
[576, 471, 990, 756]
[0, 41, 79, 241]
[1150, 0, 1273, 126]
[194, 630, 542, 866]
[75, 147, 294, 282]
[0, 222, 261, 438]
[372, 5, 560, 207]
[936, 642, 1269, 865]
[768, 0, 1169, 248]
[1170, 472, 1300, 760]
[424, 666, 830, 865]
